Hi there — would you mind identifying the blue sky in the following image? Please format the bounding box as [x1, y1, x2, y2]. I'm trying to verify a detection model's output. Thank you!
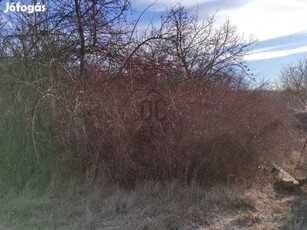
[131, 0, 307, 83]
[1, 0, 307, 83]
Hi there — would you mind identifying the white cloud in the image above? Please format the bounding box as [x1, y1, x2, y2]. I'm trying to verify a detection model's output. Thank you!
[134, 0, 307, 62]
[246, 45, 307, 61]
[250, 44, 291, 54]
[135, 0, 307, 41]
[216, 0, 307, 40]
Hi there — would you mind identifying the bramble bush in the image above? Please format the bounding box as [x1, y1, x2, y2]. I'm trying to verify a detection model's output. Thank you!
[38, 66, 291, 187]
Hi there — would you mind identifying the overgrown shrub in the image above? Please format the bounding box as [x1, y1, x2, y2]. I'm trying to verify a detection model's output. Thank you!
[35, 69, 292, 187]
[0, 4, 294, 189]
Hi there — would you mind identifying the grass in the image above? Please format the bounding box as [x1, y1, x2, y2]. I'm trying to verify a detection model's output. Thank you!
[0, 179, 306, 230]
[0, 180, 260, 230]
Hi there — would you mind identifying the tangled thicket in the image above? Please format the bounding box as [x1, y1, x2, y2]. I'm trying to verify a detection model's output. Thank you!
[31, 67, 291, 186]
[0, 3, 294, 188]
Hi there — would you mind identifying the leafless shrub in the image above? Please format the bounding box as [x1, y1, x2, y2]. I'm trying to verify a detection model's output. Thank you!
[41, 70, 291, 187]
[280, 57, 307, 109]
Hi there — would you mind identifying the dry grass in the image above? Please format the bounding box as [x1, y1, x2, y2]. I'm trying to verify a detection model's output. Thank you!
[0, 179, 305, 230]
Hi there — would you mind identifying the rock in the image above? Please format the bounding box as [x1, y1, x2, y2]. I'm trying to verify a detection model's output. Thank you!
[271, 163, 300, 189]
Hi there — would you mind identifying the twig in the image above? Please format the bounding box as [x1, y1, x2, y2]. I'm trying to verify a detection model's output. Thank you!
[296, 137, 307, 168]
[32, 93, 62, 168]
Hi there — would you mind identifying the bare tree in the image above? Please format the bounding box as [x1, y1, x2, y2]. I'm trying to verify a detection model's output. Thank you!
[280, 57, 307, 107]
[55, 0, 130, 77]
[0, 0, 131, 79]
[1, 2, 253, 88]
[130, 6, 255, 86]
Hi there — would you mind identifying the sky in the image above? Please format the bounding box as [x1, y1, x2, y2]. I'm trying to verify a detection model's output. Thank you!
[132, 0, 307, 83]
[1, 0, 307, 84]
